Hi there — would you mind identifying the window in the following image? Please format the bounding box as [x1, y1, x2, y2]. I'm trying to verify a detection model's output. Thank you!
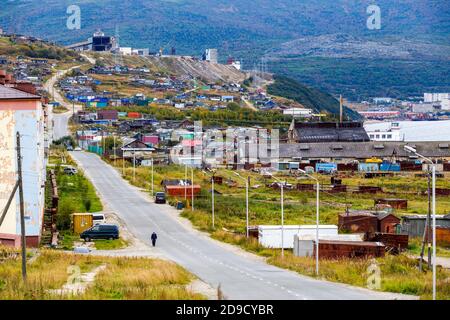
[382, 135, 386, 139]
[387, 134, 392, 139]
[376, 135, 380, 139]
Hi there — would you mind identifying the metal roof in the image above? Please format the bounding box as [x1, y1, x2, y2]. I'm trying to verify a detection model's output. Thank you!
[280, 141, 450, 159]
[0, 85, 40, 100]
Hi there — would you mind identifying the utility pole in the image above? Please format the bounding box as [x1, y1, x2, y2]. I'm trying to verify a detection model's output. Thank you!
[191, 168, 194, 211]
[419, 170, 432, 271]
[339, 95, 343, 124]
[16, 132, 27, 282]
[151, 158, 154, 196]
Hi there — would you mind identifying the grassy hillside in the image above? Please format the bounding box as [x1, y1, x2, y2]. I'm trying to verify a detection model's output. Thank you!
[0, 36, 79, 61]
[267, 75, 361, 120]
[269, 57, 450, 101]
[0, 0, 448, 53]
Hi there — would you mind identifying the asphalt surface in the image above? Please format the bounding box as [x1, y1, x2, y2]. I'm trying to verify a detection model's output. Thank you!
[70, 151, 415, 300]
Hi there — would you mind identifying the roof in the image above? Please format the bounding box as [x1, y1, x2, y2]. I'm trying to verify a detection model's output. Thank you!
[280, 141, 450, 159]
[292, 122, 370, 143]
[0, 85, 40, 100]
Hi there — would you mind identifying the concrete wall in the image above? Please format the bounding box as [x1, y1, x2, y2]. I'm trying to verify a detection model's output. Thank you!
[0, 99, 46, 247]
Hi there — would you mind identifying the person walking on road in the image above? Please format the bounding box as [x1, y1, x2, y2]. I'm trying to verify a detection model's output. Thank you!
[151, 232, 158, 247]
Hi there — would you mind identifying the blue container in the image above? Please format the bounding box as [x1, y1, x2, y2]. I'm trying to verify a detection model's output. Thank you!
[315, 163, 337, 173]
[380, 163, 401, 172]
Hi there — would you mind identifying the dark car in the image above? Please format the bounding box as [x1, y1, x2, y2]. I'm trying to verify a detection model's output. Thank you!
[155, 192, 166, 204]
[80, 224, 119, 242]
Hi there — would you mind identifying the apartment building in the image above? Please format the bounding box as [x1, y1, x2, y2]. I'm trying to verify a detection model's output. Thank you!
[0, 77, 48, 247]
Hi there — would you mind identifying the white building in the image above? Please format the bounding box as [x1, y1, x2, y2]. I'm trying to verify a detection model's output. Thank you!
[118, 47, 133, 55]
[424, 93, 450, 103]
[258, 225, 338, 249]
[203, 49, 218, 63]
[283, 108, 313, 118]
[364, 120, 450, 142]
[231, 60, 241, 70]
[441, 98, 450, 111]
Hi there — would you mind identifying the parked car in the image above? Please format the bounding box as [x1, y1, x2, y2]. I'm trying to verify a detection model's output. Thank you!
[92, 213, 106, 225]
[66, 145, 74, 151]
[74, 147, 82, 151]
[80, 224, 119, 242]
[63, 166, 78, 175]
[154, 192, 166, 204]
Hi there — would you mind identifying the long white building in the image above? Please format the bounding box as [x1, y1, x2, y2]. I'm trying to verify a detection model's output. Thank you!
[364, 120, 450, 142]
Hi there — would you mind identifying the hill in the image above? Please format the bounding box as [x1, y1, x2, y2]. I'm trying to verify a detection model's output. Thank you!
[267, 76, 361, 120]
[1, 0, 449, 100]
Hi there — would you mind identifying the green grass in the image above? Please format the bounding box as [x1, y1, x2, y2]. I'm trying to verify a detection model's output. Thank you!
[108, 162, 450, 299]
[0, 248, 204, 300]
[94, 238, 129, 250]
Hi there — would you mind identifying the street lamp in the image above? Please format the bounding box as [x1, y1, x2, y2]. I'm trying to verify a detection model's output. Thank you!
[404, 145, 436, 300]
[299, 168, 320, 276]
[272, 176, 285, 258]
[202, 169, 216, 229]
[234, 172, 249, 238]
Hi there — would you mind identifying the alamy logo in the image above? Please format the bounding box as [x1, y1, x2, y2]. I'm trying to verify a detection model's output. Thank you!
[366, 5, 381, 30]
[67, 5, 81, 30]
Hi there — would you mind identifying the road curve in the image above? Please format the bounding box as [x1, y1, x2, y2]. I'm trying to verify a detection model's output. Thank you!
[70, 151, 415, 300]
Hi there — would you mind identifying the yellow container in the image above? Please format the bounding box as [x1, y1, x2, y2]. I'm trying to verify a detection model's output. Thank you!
[73, 213, 93, 234]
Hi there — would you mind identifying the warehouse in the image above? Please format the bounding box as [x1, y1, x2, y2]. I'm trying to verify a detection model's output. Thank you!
[279, 141, 450, 163]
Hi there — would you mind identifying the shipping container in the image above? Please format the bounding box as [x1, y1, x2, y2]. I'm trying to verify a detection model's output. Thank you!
[165, 185, 201, 197]
[73, 213, 93, 234]
[315, 240, 385, 259]
[293, 234, 363, 257]
[258, 225, 338, 249]
[380, 163, 401, 172]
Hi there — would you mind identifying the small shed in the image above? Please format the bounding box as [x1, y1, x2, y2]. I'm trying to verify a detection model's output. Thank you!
[338, 210, 378, 234]
[73, 213, 93, 234]
[401, 214, 450, 238]
[377, 212, 401, 234]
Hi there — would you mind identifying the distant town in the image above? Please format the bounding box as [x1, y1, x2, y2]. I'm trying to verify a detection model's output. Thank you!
[1, 27, 450, 302]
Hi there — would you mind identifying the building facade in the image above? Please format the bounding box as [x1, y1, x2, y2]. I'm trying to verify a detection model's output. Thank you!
[0, 84, 48, 247]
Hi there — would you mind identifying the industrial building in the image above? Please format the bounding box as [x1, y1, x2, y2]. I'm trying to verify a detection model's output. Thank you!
[0, 72, 50, 247]
[279, 141, 450, 163]
[287, 121, 370, 143]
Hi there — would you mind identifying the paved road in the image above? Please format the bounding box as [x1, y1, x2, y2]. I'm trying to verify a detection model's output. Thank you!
[70, 151, 415, 300]
[44, 55, 95, 140]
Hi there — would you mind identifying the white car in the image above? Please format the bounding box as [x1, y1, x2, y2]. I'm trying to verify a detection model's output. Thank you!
[74, 147, 82, 151]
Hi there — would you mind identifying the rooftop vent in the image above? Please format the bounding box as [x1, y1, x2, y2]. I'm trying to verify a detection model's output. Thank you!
[438, 143, 449, 149]
[374, 144, 385, 149]
[299, 145, 310, 151]
[332, 145, 343, 150]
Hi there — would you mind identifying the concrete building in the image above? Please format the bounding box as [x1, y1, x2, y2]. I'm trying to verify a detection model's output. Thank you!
[0, 83, 48, 247]
[365, 122, 403, 141]
[203, 49, 218, 63]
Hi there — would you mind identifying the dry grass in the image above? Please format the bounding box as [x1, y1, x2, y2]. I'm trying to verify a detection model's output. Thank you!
[0, 248, 204, 300]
